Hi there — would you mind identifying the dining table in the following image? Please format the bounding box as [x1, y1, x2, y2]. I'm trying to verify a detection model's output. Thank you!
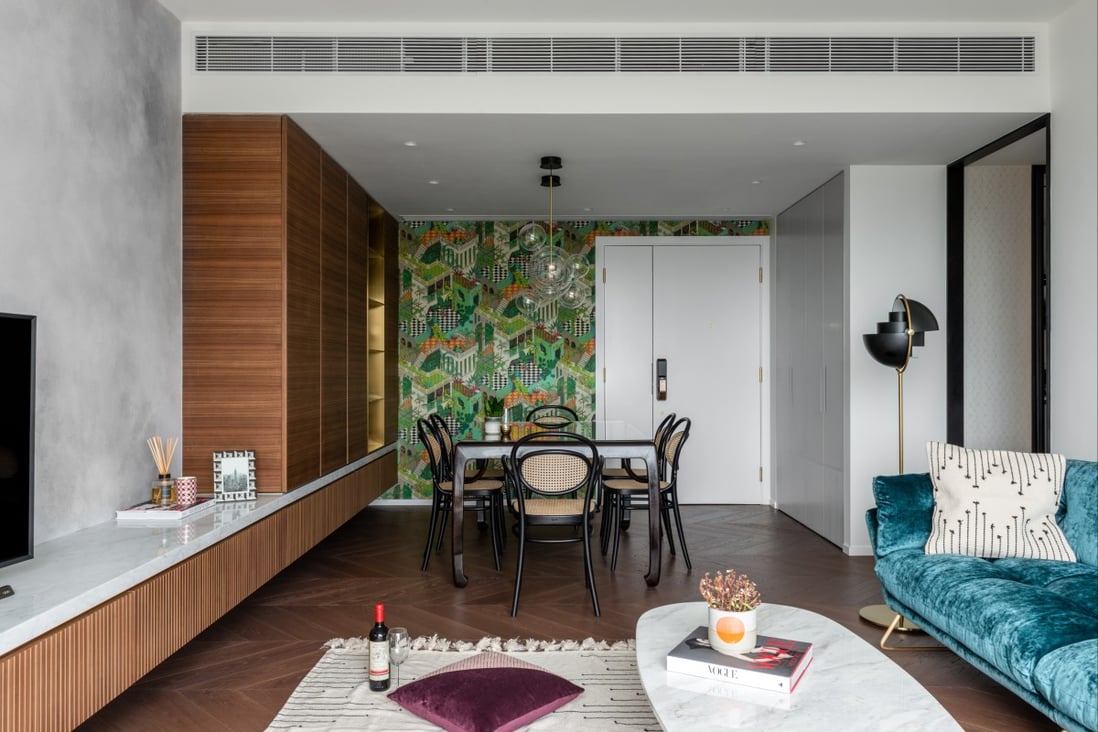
[450, 420, 663, 588]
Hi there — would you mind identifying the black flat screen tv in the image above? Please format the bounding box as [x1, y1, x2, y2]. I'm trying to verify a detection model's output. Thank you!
[0, 313, 34, 570]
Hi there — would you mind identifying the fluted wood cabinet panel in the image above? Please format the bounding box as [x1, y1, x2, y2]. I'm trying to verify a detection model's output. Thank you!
[0, 460, 391, 732]
[284, 119, 323, 490]
[321, 153, 349, 473]
[347, 179, 370, 461]
[183, 115, 285, 491]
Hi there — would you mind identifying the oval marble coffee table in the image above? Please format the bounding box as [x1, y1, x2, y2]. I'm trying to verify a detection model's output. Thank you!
[636, 602, 961, 731]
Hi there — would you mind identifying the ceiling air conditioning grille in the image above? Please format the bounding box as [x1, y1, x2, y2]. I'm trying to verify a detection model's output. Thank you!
[194, 35, 1036, 74]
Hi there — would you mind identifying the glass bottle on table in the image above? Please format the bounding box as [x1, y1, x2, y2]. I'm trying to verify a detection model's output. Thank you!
[368, 603, 390, 691]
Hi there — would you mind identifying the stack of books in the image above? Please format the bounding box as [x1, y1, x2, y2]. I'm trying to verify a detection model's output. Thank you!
[666, 626, 813, 694]
[115, 496, 216, 522]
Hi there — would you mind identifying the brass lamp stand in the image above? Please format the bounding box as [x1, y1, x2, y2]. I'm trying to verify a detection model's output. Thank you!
[860, 295, 944, 650]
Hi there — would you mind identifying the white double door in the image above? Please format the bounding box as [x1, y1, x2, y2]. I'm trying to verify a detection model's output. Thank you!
[595, 237, 768, 505]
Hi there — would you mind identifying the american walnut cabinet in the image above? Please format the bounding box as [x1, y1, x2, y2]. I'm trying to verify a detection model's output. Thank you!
[182, 114, 398, 495]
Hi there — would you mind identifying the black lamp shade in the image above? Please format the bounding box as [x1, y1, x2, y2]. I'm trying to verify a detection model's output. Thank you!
[863, 331, 911, 369]
[892, 296, 939, 334]
[863, 296, 939, 369]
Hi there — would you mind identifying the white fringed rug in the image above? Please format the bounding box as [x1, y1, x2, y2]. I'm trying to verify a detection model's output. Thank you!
[267, 635, 661, 731]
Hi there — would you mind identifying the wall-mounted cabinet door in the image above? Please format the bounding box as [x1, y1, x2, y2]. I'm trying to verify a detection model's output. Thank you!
[321, 153, 349, 474]
[284, 120, 323, 489]
[773, 173, 845, 547]
[347, 179, 370, 462]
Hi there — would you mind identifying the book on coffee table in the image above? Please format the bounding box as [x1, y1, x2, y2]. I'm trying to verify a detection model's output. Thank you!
[666, 626, 813, 693]
[116, 496, 216, 522]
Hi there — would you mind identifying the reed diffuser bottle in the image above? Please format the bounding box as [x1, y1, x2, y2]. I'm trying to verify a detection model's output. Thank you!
[147, 436, 178, 504]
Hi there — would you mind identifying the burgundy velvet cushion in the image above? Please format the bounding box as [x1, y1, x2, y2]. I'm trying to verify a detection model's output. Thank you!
[388, 651, 583, 732]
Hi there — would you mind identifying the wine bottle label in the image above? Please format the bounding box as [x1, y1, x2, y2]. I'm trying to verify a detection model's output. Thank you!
[369, 640, 390, 680]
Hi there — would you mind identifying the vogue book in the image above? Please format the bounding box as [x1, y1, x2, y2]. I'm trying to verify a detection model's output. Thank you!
[666, 626, 813, 693]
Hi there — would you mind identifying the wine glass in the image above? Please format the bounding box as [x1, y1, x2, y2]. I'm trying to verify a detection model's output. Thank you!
[389, 627, 410, 686]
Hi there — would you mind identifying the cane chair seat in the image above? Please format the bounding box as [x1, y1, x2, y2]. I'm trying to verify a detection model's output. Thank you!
[512, 497, 598, 516]
[436, 478, 504, 495]
[600, 478, 670, 492]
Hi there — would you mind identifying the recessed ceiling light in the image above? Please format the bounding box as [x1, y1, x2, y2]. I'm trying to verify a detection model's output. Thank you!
[583, 207, 592, 212]
[446, 207, 455, 212]
[793, 139, 807, 147]
[403, 141, 417, 147]
[428, 180, 439, 185]
[751, 179, 763, 185]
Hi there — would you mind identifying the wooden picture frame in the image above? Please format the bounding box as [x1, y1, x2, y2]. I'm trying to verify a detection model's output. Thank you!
[212, 450, 256, 502]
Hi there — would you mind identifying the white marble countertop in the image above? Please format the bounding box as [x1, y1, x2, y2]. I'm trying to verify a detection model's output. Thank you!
[636, 602, 962, 731]
[0, 447, 394, 658]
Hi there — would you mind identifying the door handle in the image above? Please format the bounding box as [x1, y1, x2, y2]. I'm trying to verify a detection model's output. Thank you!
[656, 358, 668, 401]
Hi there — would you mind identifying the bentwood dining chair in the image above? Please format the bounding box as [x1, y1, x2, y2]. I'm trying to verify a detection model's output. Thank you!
[505, 431, 601, 616]
[600, 416, 693, 571]
[525, 404, 579, 427]
[598, 412, 676, 541]
[417, 418, 505, 572]
[427, 413, 504, 482]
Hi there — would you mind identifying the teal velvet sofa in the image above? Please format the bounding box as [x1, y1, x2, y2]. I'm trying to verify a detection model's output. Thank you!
[867, 459, 1097, 732]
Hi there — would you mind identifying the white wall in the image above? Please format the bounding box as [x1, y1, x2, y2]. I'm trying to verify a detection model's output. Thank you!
[846, 166, 947, 555]
[0, 1, 182, 543]
[1049, 0, 1098, 460]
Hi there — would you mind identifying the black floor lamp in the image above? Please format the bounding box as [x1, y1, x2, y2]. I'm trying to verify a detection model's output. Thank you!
[859, 294, 941, 646]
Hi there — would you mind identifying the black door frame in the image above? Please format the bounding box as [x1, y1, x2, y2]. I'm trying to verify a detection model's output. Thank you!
[946, 113, 1051, 450]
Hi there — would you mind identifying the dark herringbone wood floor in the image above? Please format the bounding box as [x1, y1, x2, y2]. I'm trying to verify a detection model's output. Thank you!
[78, 504, 1056, 731]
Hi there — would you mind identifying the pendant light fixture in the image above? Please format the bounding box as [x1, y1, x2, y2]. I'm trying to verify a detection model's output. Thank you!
[514, 156, 592, 319]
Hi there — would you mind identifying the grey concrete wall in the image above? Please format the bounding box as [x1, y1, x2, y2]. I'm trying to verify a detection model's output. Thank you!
[0, 0, 181, 542]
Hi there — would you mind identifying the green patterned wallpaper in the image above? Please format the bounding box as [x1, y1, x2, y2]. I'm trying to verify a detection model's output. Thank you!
[391, 218, 770, 498]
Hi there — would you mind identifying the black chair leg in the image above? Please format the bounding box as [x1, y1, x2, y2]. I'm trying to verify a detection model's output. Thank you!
[511, 524, 526, 616]
[583, 523, 600, 617]
[421, 495, 441, 571]
[489, 494, 502, 572]
[610, 495, 625, 572]
[661, 503, 677, 556]
[671, 499, 692, 569]
[435, 499, 451, 553]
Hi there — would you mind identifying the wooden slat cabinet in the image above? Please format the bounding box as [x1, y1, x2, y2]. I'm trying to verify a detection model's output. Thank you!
[320, 152, 349, 474]
[284, 119, 323, 489]
[183, 114, 396, 493]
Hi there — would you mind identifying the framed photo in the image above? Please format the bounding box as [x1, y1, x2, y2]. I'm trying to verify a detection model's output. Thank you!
[212, 450, 257, 502]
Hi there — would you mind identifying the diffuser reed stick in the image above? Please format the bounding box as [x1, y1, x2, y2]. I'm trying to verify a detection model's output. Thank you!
[146, 436, 178, 476]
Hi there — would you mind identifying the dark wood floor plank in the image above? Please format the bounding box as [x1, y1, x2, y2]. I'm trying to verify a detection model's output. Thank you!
[77, 504, 1058, 731]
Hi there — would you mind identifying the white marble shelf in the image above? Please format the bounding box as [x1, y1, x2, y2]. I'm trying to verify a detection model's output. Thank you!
[0, 447, 394, 658]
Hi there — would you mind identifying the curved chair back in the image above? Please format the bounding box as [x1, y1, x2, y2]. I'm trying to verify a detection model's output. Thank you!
[509, 431, 598, 501]
[662, 417, 692, 482]
[526, 404, 579, 427]
[427, 413, 456, 474]
[417, 417, 450, 485]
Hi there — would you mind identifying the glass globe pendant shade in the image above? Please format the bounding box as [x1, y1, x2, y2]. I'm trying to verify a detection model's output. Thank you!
[567, 253, 590, 280]
[559, 281, 591, 313]
[518, 223, 548, 252]
[528, 246, 575, 296]
[513, 290, 544, 318]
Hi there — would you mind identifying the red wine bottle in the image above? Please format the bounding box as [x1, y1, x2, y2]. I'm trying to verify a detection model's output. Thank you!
[368, 603, 390, 691]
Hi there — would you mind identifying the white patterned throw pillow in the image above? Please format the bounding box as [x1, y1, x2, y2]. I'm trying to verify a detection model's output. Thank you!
[924, 442, 1076, 561]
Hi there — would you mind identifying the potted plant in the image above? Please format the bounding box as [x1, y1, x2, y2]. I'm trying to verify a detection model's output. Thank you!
[483, 394, 503, 436]
[699, 569, 761, 654]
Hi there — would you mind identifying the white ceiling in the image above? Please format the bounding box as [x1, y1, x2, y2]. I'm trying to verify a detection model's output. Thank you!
[160, 0, 1074, 218]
